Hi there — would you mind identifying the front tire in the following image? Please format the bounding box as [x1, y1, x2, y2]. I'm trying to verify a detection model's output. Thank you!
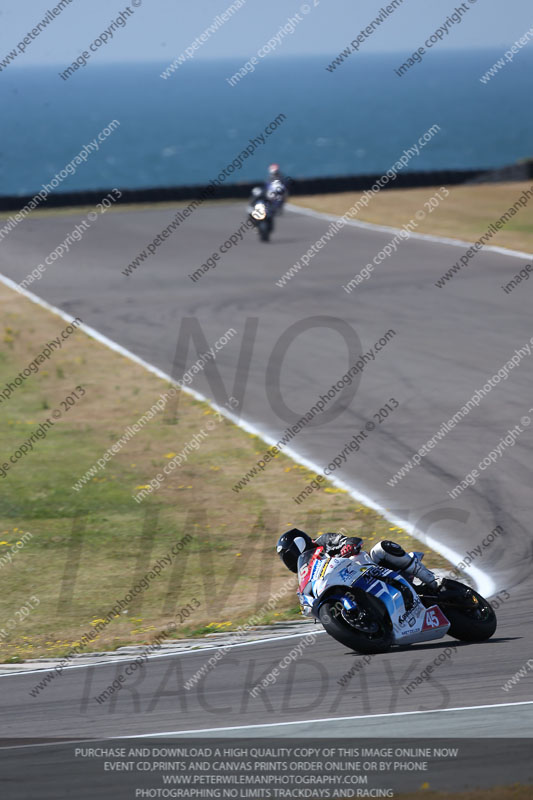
[258, 220, 271, 242]
[318, 591, 393, 654]
[433, 580, 497, 642]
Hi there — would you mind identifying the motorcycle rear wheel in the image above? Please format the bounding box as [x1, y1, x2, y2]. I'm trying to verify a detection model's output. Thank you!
[318, 591, 393, 654]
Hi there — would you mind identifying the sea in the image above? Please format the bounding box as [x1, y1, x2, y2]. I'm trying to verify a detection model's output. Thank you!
[1, 50, 532, 196]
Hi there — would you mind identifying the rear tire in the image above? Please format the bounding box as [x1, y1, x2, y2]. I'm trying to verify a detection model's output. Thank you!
[318, 591, 393, 654]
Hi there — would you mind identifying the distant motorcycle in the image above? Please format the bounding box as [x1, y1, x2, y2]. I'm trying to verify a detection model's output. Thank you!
[248, 193, 275, 242]
[298, 547, 497, 653]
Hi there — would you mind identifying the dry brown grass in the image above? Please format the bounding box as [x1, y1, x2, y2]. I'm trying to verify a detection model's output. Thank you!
[0, 280, 452, 661]
[291, 181, 533, 253]
[271, 784, 532, 800]
[395, 786, 532, 800]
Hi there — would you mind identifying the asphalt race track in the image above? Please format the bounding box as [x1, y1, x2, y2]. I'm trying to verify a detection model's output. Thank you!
[1, 200, 532, 749]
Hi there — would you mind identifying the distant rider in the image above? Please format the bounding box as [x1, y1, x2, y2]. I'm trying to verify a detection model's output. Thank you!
[276, 528, 438, 589]
[267, 163, 286, 183]
[265, 163, 289, 213]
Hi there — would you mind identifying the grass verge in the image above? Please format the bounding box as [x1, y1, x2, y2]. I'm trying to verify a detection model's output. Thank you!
[272, 784, 532, 800]
[0, 280, 452, 662]
[395, 786, 533, 800]
[291, 181, 533, 253]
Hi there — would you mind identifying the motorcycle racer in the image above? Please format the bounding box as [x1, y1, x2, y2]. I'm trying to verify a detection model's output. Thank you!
[276, 529, 496, 651]
[265, 179, 287, 213]
[265, 164, 289, 213]
[276, 528, 438, 589]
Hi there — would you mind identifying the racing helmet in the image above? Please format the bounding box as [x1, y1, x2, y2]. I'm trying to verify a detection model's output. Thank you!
[276, 528, 314, 573]
[268, 163, 281, 178]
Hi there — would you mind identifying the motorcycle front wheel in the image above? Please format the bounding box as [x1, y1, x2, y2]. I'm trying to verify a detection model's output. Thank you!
[434, 580, 497, 642]
[258, 220, 271, 242]
[318, 591, 393, 654]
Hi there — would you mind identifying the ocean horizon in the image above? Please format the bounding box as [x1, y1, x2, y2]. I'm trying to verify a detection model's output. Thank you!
[2, 51, 532, 196]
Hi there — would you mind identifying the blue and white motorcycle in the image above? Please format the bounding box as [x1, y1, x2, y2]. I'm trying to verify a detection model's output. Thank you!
[248, 189, 275, 242]
[297, 546, 496, 653]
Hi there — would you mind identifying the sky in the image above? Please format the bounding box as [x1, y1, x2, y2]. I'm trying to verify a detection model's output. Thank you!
[1, 0, 532, 66]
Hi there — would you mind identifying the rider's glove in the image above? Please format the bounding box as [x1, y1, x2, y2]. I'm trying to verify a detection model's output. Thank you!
[340, 544, 358, 558]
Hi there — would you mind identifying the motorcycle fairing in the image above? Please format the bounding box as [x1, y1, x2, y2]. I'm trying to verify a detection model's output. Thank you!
[298, 552, 450, 645]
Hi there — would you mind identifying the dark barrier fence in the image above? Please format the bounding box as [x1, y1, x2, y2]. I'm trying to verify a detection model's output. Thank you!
[1, 160, 532, 212]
